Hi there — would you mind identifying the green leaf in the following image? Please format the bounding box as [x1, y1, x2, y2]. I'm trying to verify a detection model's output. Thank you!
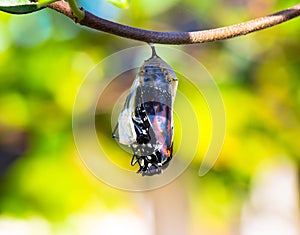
[0, 0, 39, 14]
[106, 0, 130, 9]
[0, 0, 58, 14]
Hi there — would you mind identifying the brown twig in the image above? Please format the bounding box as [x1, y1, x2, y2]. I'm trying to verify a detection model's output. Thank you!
[48, 1, 300, 44]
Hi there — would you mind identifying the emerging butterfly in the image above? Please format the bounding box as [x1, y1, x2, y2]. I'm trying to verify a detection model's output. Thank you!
[113, 45, 178, 176]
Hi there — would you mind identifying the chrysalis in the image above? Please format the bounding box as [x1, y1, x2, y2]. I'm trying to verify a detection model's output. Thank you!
[113, 45, 178, 176]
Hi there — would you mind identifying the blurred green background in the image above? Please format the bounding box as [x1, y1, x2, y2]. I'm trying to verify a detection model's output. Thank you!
[0, 0, 299, 234]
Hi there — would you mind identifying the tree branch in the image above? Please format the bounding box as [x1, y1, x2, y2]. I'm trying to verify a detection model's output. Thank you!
[48, 1, 300, 44]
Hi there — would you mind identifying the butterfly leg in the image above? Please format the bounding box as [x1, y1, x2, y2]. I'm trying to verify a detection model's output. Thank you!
[112, 123, 119, 139]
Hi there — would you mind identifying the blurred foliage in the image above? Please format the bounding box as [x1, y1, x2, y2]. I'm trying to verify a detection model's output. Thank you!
[0, 0, 299, 234]
[106, 0, 130, 9]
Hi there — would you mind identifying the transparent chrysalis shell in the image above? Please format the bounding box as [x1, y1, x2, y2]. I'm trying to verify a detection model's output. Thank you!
[113, 45, 178, 176]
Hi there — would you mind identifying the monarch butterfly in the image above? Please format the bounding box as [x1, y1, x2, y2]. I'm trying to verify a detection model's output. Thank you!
[113, 45, 178, 176]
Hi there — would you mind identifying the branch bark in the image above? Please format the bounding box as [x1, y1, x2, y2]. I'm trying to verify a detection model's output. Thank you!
[48, 1, 300, 45]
